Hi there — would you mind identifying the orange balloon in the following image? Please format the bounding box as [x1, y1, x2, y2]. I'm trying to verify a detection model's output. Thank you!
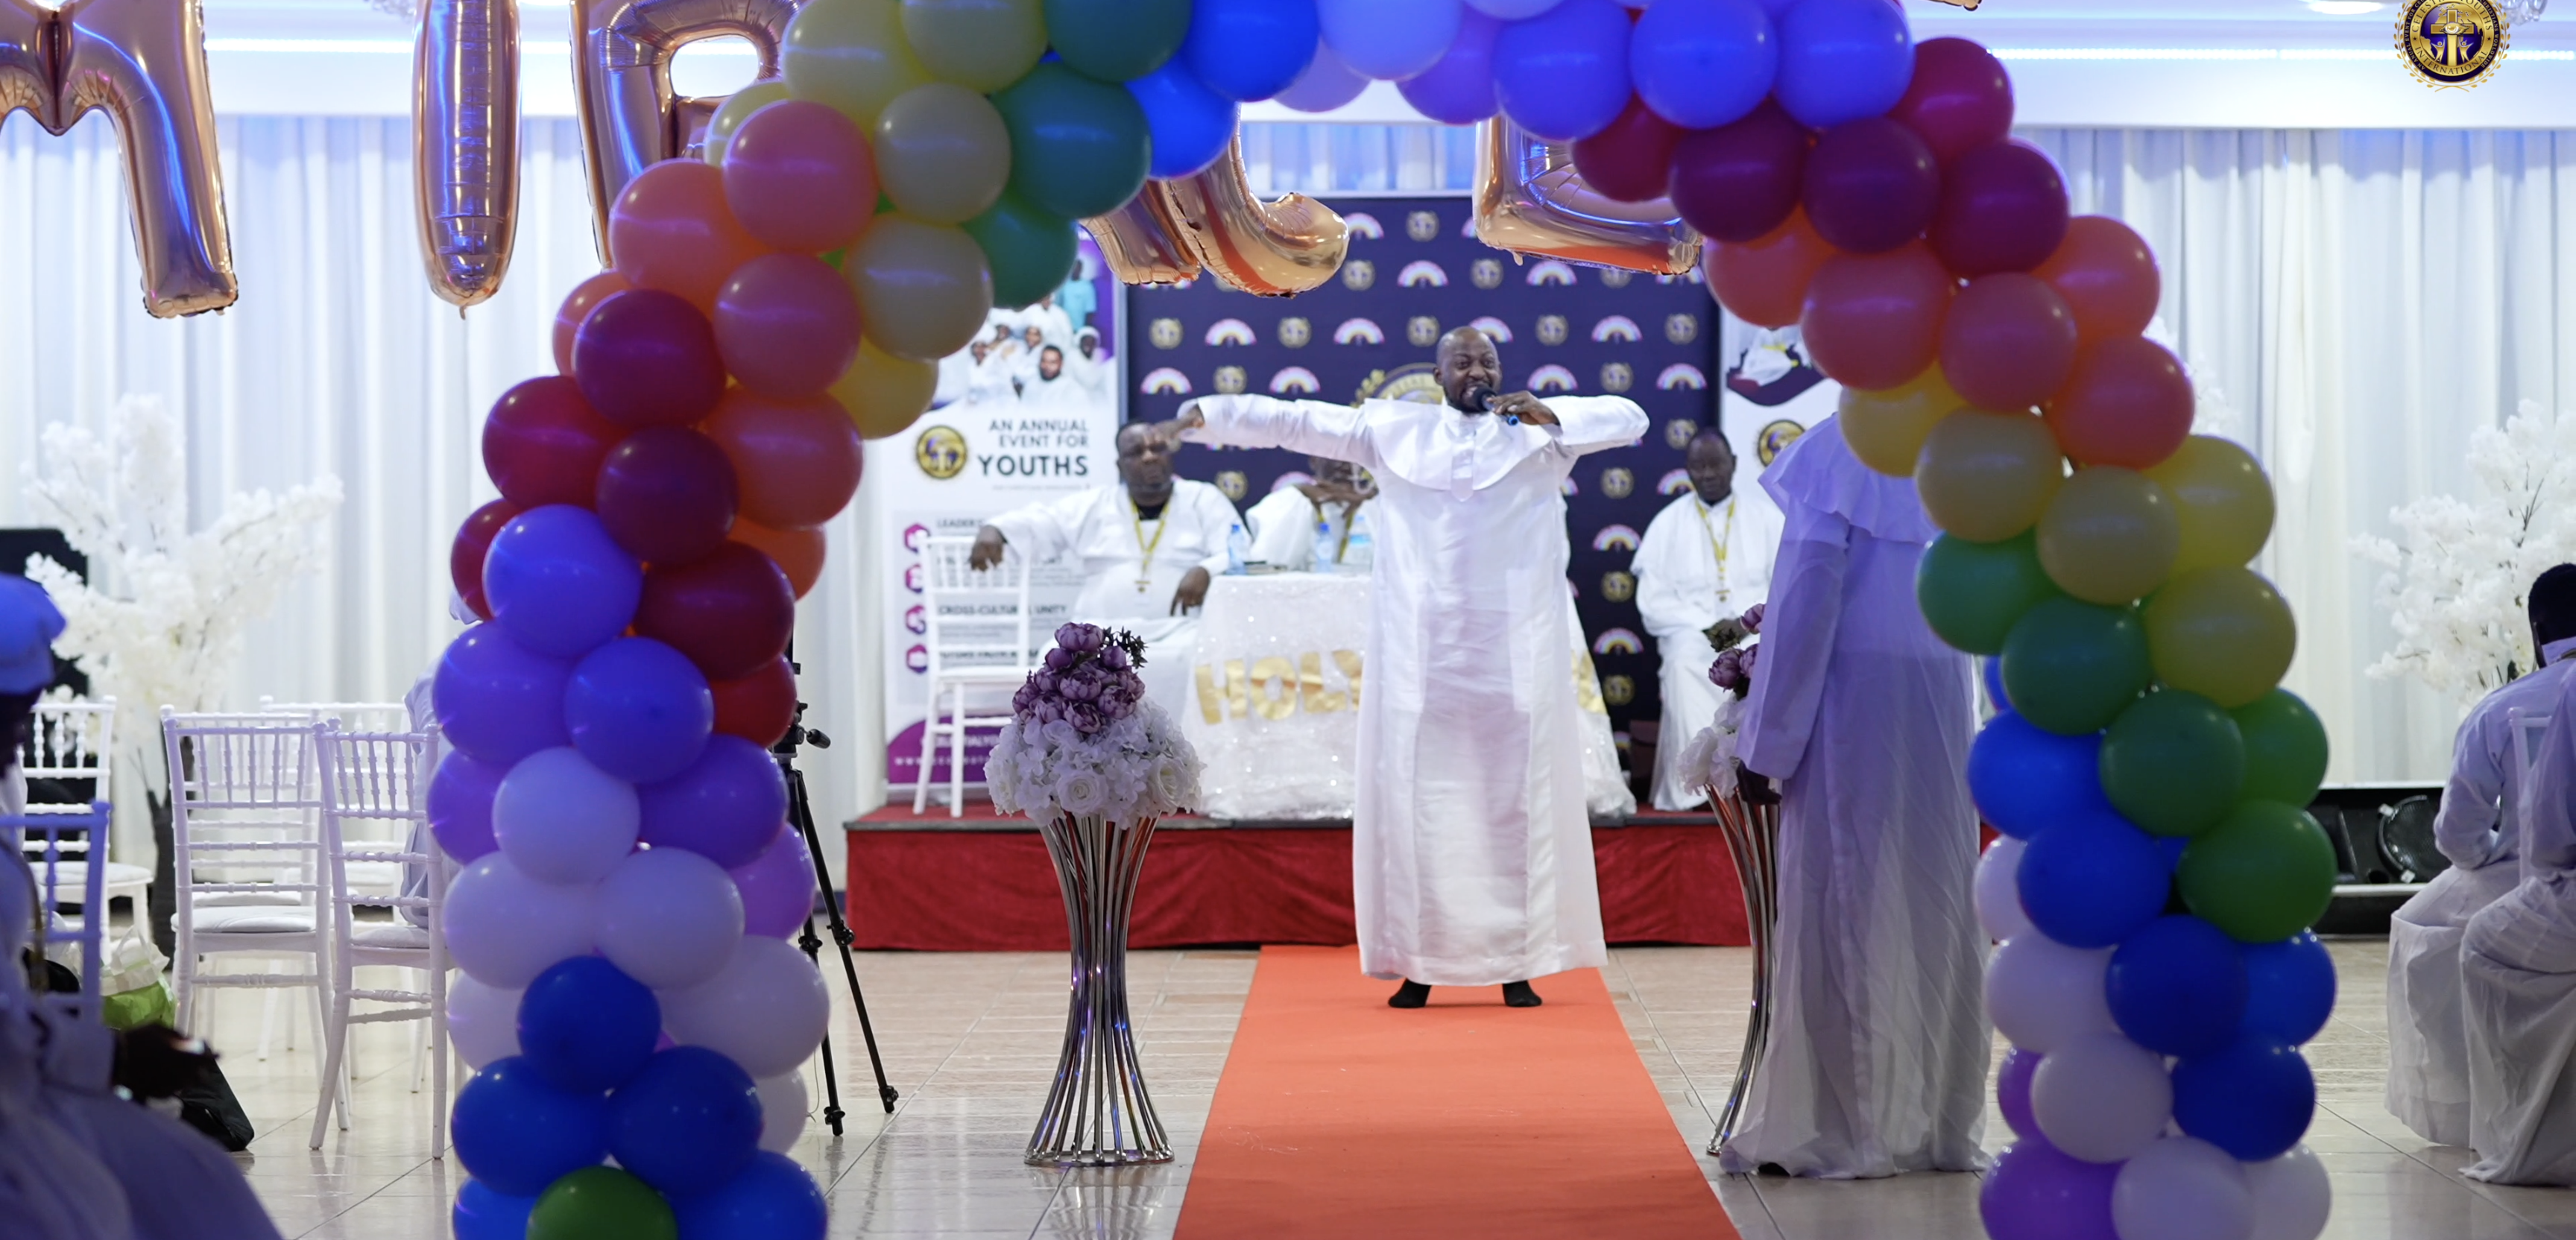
[609, 159, 768, 311]
[703, 388, 865, 529]
[732, 518, 827, 598]
[552, 271, 629, 374]
[2044, 335, 2194, 469]
[1939, 273, 2079, 413]
[1704, 211, 1833, 329]
[2036, 215, 2159, 346]
[1799, 240, 1955, 391]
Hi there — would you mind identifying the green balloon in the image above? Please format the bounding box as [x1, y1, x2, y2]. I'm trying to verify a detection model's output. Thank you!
[965, 192, 1080, 310]
[1041, 0, 1192, 82]
[992, 62, 1153, 221]
[2234, 689, 2329, 807]
[1916, 531, 2061, 657]
[2178, 800, 2338, 943]
[2100, 689, 2247, 837]
[528, 1167, 675, 1240]
[1999, 596, 2154, 736]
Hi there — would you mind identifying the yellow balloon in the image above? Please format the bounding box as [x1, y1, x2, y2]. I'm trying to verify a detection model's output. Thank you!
[845, 214, 994, 361]
[835, 339, 938, 439]
[2036, 466, 2180, 605]
[899, 0, 1046, 92]
[2144, 566, 2296, 708]
[783, 0, 932, 131]
[873, 82, 1012, 224]
[701, 80, 792, 166]
[1913, 410, 2066, 542]
[1840, 365, 1964, 478]
[2146, 435, 2276, 575]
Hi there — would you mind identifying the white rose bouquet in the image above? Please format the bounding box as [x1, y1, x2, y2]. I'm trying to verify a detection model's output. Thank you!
[985, 624, 1203, 823]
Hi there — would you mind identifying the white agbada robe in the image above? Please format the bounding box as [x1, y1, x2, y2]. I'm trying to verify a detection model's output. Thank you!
[1187, 391, 1647, 986]
[987, 480, 1239, 718]
[1725, 417, 1987, 1178]
[2463, 664, 2576, 1184]
[2388, 642, 2576, 1147]
[1243, 484, 1374, 572]
[1632, 489, 1784, 810]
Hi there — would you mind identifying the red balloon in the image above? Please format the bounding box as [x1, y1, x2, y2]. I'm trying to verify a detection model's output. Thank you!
[1668, 99, 1810, 244]
[1929, 141, 2068, 278]
[1571, 96, 1682, 204]
[2045, 336, 2194, 469]
[1799, 241, 1956, 391]
[714, 253, 863, 399]
[635, 542, 798, 682]
[730, 520, 826, 598]
[1800, 117, 1939, 256]
[723, 101, 879, 254]
[1704, 211, 1834, 329]
[553, 271, 628, 375]
[573, 289, 727, 429]
[1888, 37, 2015, 164]
[712, 656, 798, 748]
[703, 390, 865, 530]
[2037, 216, 2162, 345]
[483, 376, 623, 509]
[1939, 273, 2080, 412]
[449, 499, 520, 621]
[596, 426, 740, 566]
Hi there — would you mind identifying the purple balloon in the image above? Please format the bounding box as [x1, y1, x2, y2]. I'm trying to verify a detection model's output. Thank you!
[1930, 140, 2071, 278]
[1492, 0, 1632, 142]
[639, 736, 788, 868]
[572, 289, 726, 430]
[435, 626, 572, 768]
[1395, 10, 1500, 125]
[1998, 1048, 2041, 1140]
[1273, 39, 1367, 113]
[428, 750, 505, 863]
[595, 426, 739, 567]
[729, 827, 817, 939]
[565, 637, 714, 785]
[1980, 1136, 2120, 1240]
[1800, 116, 1939, 255]
[483, 504, 644, 659]
[1670, 99, 1810, 244]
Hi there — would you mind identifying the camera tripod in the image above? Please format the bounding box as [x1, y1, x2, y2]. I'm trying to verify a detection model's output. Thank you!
[774, 700, 899, 1131]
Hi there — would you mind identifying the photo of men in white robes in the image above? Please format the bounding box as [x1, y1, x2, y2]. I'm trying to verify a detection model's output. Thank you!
[1632, 428, 1783, 811]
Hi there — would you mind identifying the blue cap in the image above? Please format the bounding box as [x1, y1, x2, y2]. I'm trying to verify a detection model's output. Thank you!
[0, 574, 66, 695]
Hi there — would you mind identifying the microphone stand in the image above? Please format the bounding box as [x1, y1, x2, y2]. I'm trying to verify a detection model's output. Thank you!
[774, 667, 900, 1130]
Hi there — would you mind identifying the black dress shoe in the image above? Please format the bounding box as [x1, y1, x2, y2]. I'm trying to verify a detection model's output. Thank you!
[1388, 980, 1430, 1008]
[1502, 980, 1542, 1008]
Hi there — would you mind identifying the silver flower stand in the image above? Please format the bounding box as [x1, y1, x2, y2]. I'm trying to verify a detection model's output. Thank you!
[1029, 809, 1173, 1166]
[1708, 791, 1783, 1157]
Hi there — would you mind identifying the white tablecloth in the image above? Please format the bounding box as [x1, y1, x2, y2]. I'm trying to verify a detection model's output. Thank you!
[1181, 573, 1636, 822]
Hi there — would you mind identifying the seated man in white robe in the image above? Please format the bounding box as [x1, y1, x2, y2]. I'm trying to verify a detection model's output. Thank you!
[1632, 428, 1783, 810]
[2390, 566, 2576, 1148]
[971, 423, 1240, 717]
[1243, 457, 1375, 573]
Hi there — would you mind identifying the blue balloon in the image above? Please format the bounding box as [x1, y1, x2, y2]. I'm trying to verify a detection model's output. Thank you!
[1983, 656, 2010, 712]
[2015, 808, 2168, 949]
[1184, 0, 1321, 101]
[451, 1180, 537, 1240]
[2106, 914, 2248, 1057]
[452, 1057, 608, 1198]
[1967, 712, 2112, 840]
[1317, 0, 1463, 82]
[2173, 1035, 2316, 1162]
[435, 626, 571, 768]
[482, 504, 643, 660]
[2241, 931, 2336, 1046]
[1774, 0, 1913, 130]
[566, 637, 713, 784]
[520, 957, 661, 1095]
[676, 1151, 828, 1240]
[640, 734, 789, 868]
[1395, 8, 1500, 125]
[607, 1046, 763, 1197]
[1129, 60, 1240, 180]
[1492, 0, 1632, 142]
[1632, 0, 1775, 130]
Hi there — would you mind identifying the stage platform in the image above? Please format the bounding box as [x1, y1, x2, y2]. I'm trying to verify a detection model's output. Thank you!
[842, 800, 1752, 952]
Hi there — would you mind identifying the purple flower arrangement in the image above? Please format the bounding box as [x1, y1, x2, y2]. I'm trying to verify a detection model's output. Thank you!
[1011, 624, 1150, 737]
[1706, 604, 1767, 699]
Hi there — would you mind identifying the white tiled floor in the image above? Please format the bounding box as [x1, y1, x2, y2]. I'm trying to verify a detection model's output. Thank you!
[204, 937, 2576, 1239]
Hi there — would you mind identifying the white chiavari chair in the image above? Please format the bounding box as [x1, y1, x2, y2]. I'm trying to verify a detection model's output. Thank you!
[912, 536, 1034, 817]
[162, 708, 330, 1067]
[309, 722, 446, 1152]
[17, 699, 144, 919]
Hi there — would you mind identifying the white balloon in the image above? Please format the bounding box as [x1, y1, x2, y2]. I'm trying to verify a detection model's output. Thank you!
[1986, 933, 2117, 1054]
[594, 847, 744, 990]
[443, 852, 596, 988]
[1465, 0, 1565, 17]
[1977, 836, 2033, 941]
[2033, 1033, 2173, 1162]
[757, 1071, 809, 1153]
[661, 936, 830, 1078]
[492, 747, 640, 885]
[2114, 1136, 2254, 1240]
[2245, 1145, 2332, 1240]
[446, 973, 524, 1069]
[1274, 39, 1370, 113]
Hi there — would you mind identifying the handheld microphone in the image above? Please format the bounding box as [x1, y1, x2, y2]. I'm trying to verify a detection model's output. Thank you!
[1459, 384, 1514, 423]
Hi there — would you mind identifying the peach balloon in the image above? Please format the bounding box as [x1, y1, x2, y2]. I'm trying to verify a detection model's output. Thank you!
[2036, 215, 2160, 346]
[722, 99, 879, 253]
[704, 388, 865, 529]
[610, 159, 767, 311]
[2044, 335, 2194, 469]
[731, 518, 826, 598]
[552, 271, 630, 374]
[714, 253, 864, 399]
[1799, 241, 1956, 392]
[1704, 211, 1832, 330]
[833, 340, 938, 440]
[1939, 273, 2078, 413]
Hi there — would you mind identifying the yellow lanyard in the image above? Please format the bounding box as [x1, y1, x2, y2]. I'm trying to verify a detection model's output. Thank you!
[1131, 497, 1169, 592]
[1695, 496, 1735, 603]
[1312, 499, 1360, 564]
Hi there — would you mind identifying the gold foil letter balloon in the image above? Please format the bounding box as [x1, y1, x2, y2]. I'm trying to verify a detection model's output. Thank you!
[1472, 118, 1698, 277]
[1154, 138, 1349, 297]
[1082, 187, 1204, 286]
[416, 0, 520, 306]
[572, 0, 798, 256]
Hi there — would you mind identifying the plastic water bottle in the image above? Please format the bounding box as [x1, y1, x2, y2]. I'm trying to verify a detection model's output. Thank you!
[1342, 528, 1372, 573]
[1313, 519, 1338, 574]
[1227, 522, 1248, 575]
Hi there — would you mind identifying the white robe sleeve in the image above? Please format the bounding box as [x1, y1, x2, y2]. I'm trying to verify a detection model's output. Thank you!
[1632, 503, 1714, 642]
[987, 489, 1093, 563]
[1245, 488, 1316, 569]
[2523, 689, 2576, 878]
[1188, 395, 1380, 471]
[1541, 395, 1650, 456]
[1183, 483, 1240, 578]
[2437, 698, 2513, 870]
[1734, 502, 1853, 784]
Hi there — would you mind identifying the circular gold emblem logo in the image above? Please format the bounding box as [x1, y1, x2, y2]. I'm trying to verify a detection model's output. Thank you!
[1664, 419, 1699, 450]
[1757, 419, 1806, 466]
[1601, 571, 1636, 604]
[1278, 317, 1311, 348]
[1214, 366, 1248, 395]
[1665, 313, 1699, 345]
[1215, 470, 1248, 502]
[1598, 268, 1632, 288]
[1342, 259, 1376, 291]
[1407, 316, 1442, 349]
[1600, 467, 1635, 499]
[1471, 259, 1503, 290]
[1354, 363, 1447, 405]
[915, 425, 968, 480]
[1603, 675, 1635, 707]
[1600, 361, 1634, 393]
[1407, 211, 1441, 242]
[2399, 0, 2508, 89]
[1536, 314, 1568, 347]
[1149, 317, 1182, 349]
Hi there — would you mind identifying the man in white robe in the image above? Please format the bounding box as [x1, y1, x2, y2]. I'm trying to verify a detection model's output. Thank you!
[1726, 416, 1988, 1178]
[1070, 328, 1111, 404]
[2390, 566, 2576, 1148]
[1017, 347, 1086, 409]
[1171, 326, 1647, 1007]
[972, 423, 1240, 717]
[1632, 428, 1783, 811]
[1243, 457, 1375, 572]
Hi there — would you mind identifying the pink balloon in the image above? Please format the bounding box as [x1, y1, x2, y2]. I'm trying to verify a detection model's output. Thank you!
[730, 826, 817, 939]
[1939, 273, 2080, 412]
[1890, 37, 2015, 164]
[715, 253, 864, 399]
[610, 159, 767, 311]
[723, 101, 879, 254]
[1930, 141, 2069, 278]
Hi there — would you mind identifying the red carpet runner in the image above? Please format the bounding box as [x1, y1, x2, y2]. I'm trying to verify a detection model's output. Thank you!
[1173, 946, 1742, 1240]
